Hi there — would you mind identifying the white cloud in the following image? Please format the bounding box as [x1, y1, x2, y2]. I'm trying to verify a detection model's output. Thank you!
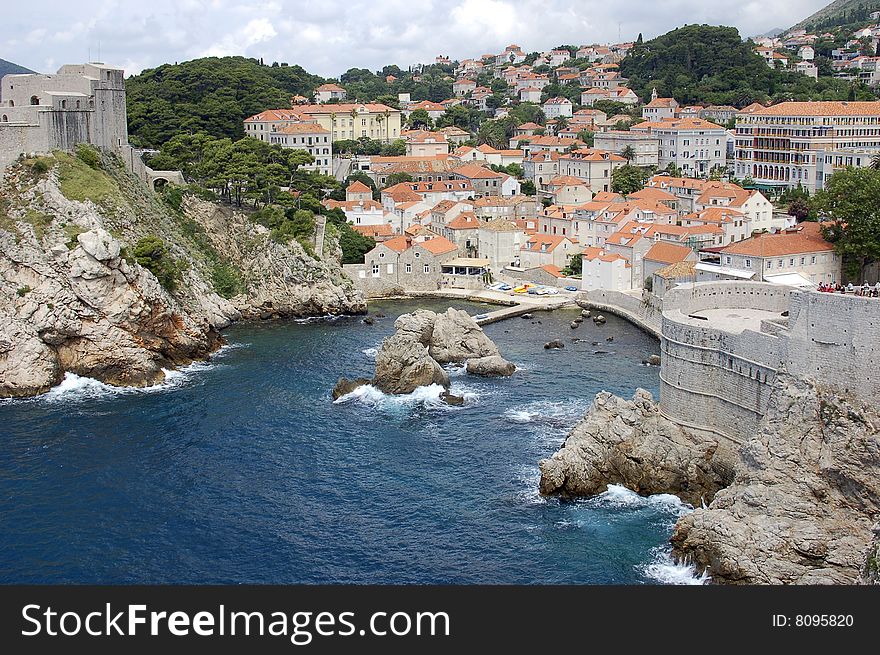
[201, 18, 278, 57]
[0, 0, 831, 76]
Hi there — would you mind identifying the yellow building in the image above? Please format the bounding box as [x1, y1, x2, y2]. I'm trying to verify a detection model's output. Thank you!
[298, 103, 402, 143]
[244, 103, 403, 144]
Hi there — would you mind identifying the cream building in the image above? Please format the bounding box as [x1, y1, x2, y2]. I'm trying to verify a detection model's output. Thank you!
[269, 123, 333, 175]
[245, 103, 403, 144]
[734, 101, 880, 192]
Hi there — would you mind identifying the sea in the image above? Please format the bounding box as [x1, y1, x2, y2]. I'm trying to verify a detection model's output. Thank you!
[0, 299, 707, 584]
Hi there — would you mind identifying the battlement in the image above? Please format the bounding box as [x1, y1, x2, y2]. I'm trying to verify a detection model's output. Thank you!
[658, 281, 880, 444]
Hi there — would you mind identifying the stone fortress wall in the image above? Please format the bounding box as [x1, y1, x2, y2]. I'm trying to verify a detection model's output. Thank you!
[658, 281, 880, 447]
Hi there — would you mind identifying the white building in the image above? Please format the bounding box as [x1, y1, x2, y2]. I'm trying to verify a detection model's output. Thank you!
[269, 122, 333, 176]
[543, 97, 574, 119]
[314, 83, 347, 103]
[632, 117, 727, 177]
[580, 246, 631, 291]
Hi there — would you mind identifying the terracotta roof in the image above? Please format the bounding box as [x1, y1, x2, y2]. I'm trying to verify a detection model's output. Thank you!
[654, 261, 696, 279]
[406, 131, 448, 143]
[323, 199, 383, 211]
[482, 218, 520, 231]
[273, 122, 329, 134]
[383, 236, 411, 252]
[633, 117, 724, 131]
[540, 264, 565, 277]
[644, 241, 694, 264]
[645, 97, 678, 108]
[295, 103, 399, 115]
[720, 223, 834, 257]
[352, 224, 395, 238]
[684, 207, 745, 225]
[627, 187, 678, 202]
[563, 148, 626, 162]
[581, 246, 631, 265]
[452, 163, 504, 179]
[445, 212, 481, 229]
[749, 101, 880, 117]
[523, 235, 574, 252]
[547, 175, 590, 188]
[245, 109, 307, 122]
[418, 236, 459, 254]
[591, 191, 624, 202]
[346, 180, 372, 193]
[544, 96, 573, 105]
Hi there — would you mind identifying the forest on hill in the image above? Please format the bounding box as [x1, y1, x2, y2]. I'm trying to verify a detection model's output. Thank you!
[619, 24, 876, 106]
[125, 56, 323, 148]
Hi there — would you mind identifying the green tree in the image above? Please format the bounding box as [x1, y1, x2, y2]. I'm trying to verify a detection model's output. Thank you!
[561, 253, 582, 276]
[611, 165, 651, 195]
[621, 145, 636, 163]
[407, 108, 432, 129]
[520, 180, 536, 196]
[787, 198, 813, 222]
[133, 236, 183, 291]
[815, 167, 880, 280]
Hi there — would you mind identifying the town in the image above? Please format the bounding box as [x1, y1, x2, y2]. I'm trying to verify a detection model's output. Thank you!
[1, 0, 880, 594]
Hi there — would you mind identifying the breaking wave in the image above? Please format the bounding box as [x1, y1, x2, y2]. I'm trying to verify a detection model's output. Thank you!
[333, 382, 482, 410]
[641, 548, 710, 586]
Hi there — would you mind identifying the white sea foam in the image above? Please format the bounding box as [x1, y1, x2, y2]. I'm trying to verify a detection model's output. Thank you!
[589, 486, 707, 585]
[590, 485, 692, 518]
[641, 548, 710, 586]
[333, 380, 483, 411]
[362, 347, 378, 359]
[502, 398, 591, 428]
[7, 358, 220, 405]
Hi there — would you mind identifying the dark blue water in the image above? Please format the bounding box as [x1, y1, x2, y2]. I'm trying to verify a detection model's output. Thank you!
[0, 300, 704, 584]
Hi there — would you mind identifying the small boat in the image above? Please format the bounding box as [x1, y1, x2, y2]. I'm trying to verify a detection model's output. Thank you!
[564, 285, 578, 292]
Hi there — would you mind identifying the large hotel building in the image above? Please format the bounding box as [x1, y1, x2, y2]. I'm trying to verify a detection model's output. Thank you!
[734, 101, 880, 192]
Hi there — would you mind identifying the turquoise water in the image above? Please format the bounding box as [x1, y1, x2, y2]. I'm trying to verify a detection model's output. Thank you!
[0, 300, 705, 584]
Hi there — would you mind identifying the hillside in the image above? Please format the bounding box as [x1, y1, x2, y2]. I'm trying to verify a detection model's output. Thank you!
[619, 24, 876, 107]
[0, 147, 364, 397]
[0, 58, 35, 78]
[792, 0, 880, 31]
[125, 56, 324, 148]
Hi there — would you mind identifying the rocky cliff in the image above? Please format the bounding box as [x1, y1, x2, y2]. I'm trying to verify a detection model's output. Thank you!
[539, 374, 880, 584]
[0, 151, 364, 397]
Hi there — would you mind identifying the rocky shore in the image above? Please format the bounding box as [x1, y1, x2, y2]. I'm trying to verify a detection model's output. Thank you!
[334, 307, 515, 399]
[0, 154, 364, 397]
[540, 374, 880, 584]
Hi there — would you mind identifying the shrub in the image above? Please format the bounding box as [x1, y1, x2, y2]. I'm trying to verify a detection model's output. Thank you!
[133, 235, 183, 291]
[75, 144, 102, 169]
[210, 262, 242, 299]
[31, 159, 50, 175]
[16, 286, 32, 297]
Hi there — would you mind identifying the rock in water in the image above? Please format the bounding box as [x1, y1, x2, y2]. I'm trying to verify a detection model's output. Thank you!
[540, 374, 880, 585]
[428, 307, 500, 363]
[440, 390, 465, 406]
[544, 340, 564, 349]
[362, 316, 374, 325]
[331, 377, 370, 400]
[570, 321, 579, 329]
[581, 310, 590, 318]
[341, 308, 513, 396]
[373, 313, 449, 394]
[466, 355, 516, 377]
[539, 389, 729, 507]
[643, 354, 661, 366]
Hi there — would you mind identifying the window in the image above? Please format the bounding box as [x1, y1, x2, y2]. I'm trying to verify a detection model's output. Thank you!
[414, 252, 421, 258]
[745, 259, 751, 268]
[30, 95, 39, 105]
[379, 252, 384, 258]
[766, 261, 772, 269]
[424, 264, 430, 274]
[811, 256, 816, 264]
[800, 257, 805, 265]
[789, 258, 794, 266]
[371, 263, 380, 276]
[406, 263, 412, 273]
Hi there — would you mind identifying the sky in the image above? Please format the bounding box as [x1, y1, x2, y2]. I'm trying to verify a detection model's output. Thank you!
[2, 0, 831, 78]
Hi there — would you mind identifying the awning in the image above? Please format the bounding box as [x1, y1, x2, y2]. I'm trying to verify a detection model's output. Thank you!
[763, 272, 816, 288]
[694, 262, 755, 280]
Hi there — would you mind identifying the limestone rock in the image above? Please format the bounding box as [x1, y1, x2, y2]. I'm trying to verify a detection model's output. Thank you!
[332, 376, 371, 400]
[0, 157, 366, 398]
[428, 308, 500, 363]
[671, 374, 880, 585]
[441, 390, 465, 406]
[538, 389, 727, 507]
[466, 355, 516, 377]
[544, 340, 564, 349]
[374, 333, 449, 394]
